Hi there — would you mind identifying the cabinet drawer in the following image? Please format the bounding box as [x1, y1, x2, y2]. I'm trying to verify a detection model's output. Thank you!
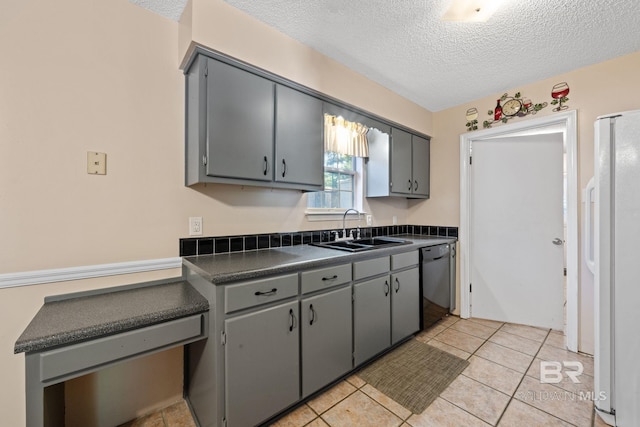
[301, 264, 351, 294]
[225, 274, 298, 313]
[40, 314, 206, 382]
[353, 257, 390, 281]
[391, 251, 419, 270]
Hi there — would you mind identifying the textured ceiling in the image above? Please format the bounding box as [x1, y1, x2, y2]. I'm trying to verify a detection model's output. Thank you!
[130, 0, 188, 22]
[133, 0, 640, 112]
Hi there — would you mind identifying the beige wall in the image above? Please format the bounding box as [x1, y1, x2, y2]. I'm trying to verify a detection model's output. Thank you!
[0, 0, 432, 425]
[3, 0, 637, 423]
[408, 50, 640, 353]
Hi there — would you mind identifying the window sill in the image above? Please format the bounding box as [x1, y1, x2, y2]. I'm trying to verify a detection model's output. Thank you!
[305, 209, 368, 222]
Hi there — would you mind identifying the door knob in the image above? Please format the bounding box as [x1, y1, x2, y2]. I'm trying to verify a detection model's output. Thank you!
[552, 238, 563, 246]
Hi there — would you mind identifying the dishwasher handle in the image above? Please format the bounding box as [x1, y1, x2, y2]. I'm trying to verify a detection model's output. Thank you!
[421, 244, 450, 261]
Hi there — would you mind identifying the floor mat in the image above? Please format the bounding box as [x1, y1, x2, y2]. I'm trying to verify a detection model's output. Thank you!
[358, 339, 469, 414]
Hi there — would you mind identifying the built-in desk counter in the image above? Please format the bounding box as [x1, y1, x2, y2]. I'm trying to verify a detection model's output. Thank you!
[15, 279, 209, 427]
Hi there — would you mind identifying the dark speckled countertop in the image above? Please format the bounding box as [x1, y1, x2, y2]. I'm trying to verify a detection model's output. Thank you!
[15, 281, 209, 354]
[183, 235, 455, 284]
[15, 236, 452, 354]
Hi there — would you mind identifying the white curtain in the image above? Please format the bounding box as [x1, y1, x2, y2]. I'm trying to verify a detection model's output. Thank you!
[324, 114, 369, 157]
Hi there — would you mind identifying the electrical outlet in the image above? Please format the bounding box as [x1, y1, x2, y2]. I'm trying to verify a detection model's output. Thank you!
[392, 215, 398, 225]
[366, 215, 372, 226]
[189, 217, 203, 236]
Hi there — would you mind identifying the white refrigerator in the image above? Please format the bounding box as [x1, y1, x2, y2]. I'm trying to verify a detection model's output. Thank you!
[594, 110, 640, 426]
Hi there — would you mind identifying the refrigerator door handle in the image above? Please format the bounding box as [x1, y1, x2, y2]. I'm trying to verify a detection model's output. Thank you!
[584, 177, 596, 274]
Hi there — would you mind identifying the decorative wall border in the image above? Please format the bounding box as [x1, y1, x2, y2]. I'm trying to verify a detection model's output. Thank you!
[0, 258, 182, 290]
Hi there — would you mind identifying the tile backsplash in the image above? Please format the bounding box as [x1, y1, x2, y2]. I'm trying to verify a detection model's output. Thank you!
[179, 225, 458, 257]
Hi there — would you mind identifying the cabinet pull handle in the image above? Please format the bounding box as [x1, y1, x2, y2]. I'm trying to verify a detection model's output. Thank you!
[384, 280, 390, 296]
[289, 309, 296, 332]
[282, 159, 287, 177]
[254, 288, 277, 296]
[414, 180, 418, 191]
[395, 277, 400, 293]
[408, 179, 412, 191]
[322, 275, 338, 281]
[309, 304, 316, 325]
[263, 156, 269, 176]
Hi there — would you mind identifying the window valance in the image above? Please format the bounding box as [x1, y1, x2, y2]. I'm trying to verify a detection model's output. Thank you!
[324, 114, 369, 158]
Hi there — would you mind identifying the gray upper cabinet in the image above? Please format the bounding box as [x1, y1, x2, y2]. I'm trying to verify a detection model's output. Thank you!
[185, 50, 430, 194]
[390, 128, 413, 195]
[206, 58, 274, 182]
[411, 135, 430, 197]
[275, 85, 323, 187]
[185, 54, 322, 191]
[367, 127, 430, 199]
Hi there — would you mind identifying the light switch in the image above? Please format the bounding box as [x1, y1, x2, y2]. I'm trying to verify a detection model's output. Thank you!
[87, 152, 107, 175]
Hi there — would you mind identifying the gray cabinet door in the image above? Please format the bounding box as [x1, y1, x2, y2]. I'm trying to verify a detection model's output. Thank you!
[275, 85, 323, 187]
[391, 268, 420, 344]
[301, 286, 352, 397]
[390, 128, 413, 195]
[411, 136, 430, 197]
[206, 58, 274, 181]
[353, 276, 391, 366]
[224, 301, 299, 427]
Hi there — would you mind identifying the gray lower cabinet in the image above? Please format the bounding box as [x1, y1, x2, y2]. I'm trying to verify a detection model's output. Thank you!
[301, 286, 352, 397]
[185, 248, 423, 427]
[224, 301, 299, 427]
[353, 252, 420, 365]
[391, 267, 420, 344]
[353, 275, 391, 366]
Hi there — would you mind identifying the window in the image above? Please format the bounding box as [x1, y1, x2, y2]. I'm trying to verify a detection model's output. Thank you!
[307, 152, 359, 210]
[306, 113, 370, 216]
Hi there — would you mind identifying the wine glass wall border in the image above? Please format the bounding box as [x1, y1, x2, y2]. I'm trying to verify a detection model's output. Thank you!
[464, 82, 570, 131]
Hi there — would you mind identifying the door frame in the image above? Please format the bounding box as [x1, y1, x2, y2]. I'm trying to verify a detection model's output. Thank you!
[459, 110, 578, 351]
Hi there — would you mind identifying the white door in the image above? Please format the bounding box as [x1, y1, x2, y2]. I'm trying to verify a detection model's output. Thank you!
[469, 133, 564, 329]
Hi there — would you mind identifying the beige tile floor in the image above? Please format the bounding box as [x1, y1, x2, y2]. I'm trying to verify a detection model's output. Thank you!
[118, 400, 196, 427]
[132, 316, 602, 427]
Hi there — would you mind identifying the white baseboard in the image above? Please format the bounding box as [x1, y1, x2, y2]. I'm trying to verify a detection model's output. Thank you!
[0, 257, 183, 289]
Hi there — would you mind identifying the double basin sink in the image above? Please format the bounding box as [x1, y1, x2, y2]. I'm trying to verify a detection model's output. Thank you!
[311, 236, 411, 252]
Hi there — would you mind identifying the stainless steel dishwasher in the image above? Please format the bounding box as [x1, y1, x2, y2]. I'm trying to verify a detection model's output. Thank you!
[420, 243, 456, 329]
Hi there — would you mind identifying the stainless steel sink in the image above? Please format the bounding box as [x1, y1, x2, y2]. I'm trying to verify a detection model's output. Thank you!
[311, 236, 410, 252]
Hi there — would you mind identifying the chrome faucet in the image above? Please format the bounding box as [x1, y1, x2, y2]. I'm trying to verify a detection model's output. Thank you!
[340, 209, 361, 240]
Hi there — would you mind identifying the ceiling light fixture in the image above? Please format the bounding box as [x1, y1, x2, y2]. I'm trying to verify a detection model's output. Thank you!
[441, 0, 505, 22]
